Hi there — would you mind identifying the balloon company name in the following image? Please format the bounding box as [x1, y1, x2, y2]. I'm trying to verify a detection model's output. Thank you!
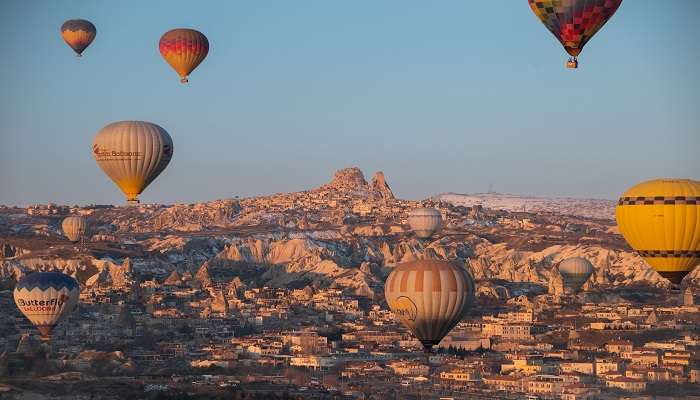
[93, 145, 143, 160]
[16, 296, 68, 312]
[392, 296, 418, 322]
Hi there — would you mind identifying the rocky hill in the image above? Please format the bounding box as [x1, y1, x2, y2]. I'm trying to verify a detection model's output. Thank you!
[317, 167, 394, 199]
[2, 167, 696, 299]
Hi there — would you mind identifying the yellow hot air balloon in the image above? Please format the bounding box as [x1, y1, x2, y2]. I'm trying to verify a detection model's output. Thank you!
[62, 216, 88, 243]
[14, 272, 80, 339]
[93, 121, 173, 205]
[616, 178, 700, 284]
[385, 260, 475, 351]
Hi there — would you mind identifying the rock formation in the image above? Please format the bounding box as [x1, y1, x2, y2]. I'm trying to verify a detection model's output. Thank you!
[370, 172, 394, 199]
[320, 167, 368, 192]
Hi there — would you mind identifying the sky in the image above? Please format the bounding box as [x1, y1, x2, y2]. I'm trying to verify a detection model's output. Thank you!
[1, 1, 698, 206]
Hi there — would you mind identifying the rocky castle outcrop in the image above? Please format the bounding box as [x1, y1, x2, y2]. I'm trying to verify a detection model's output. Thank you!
[318, 167, 394, 199]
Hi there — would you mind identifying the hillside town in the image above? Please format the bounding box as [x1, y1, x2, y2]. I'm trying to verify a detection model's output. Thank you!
[1, 168, 699, 399]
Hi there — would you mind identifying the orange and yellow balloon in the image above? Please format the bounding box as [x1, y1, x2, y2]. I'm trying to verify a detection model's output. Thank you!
[159, 29, 209, 83]
[60, 19, 96, 57]
[616, 179, 700, 284]
[385, 260, 475, 351]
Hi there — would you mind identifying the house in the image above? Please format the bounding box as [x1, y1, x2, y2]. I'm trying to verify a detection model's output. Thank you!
[605, 377, 646, 393]
[560, 362, 594, 375]
[440, 367, 481, 383]
[595, 358, 621, 375]
[482, 375, 523, 392]
[388, 361, 429, 377]
[605, 340, 633, 355]
[524, 375, 567, 396]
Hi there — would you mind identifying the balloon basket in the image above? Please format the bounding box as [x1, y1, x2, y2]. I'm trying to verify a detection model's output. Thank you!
[566, 59, 578, 69]
[126, 200, 140, 206]
[180, 77, 189, 84]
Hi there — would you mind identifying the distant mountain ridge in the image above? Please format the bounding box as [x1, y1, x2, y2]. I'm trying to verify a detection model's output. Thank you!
[436, 192, 616, 221]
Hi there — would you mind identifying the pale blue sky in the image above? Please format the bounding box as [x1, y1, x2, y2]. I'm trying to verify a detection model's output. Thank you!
[1, 1, 698, 206]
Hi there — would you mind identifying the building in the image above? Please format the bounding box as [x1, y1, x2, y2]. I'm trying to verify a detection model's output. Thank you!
[525, 375, 566, 396]
[605, 377, 646, 393]
[482, 323, 547, 341]
[440, 368, 481, 383]
[482, 375, 522, 392]
[289, 355, 336, 370]
[388, 361, 429, 377]
[621, 350, 659, 367]
[605, 340, 633, 355]
[595, 358, 621, 375]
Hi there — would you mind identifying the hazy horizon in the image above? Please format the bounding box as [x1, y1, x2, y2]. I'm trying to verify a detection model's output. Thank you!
[2, 0, 698, 206]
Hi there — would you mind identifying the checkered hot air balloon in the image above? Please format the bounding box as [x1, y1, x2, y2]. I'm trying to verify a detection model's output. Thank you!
[385, 260, 475, 351]
[60, 19, 96, 57]
[527, 0, 623, 68]
[616, 179, 700, 284]
[13, 272, 80, 339]
[159, 28, 209, 83]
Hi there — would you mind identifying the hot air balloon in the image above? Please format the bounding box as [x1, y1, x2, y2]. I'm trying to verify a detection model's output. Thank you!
[527, 0, 623, 68]
[616, 178, 700, 284]
[60, 19, 96, 57]
[13, 272, 79, 339]
[62, 216, 88, 243]
[558, 257, 594, 293]
[408, 208, 442, 239]
[385, 260, 475, 351]
[93, 121, 173, 204]
[159, 29, 209, 83]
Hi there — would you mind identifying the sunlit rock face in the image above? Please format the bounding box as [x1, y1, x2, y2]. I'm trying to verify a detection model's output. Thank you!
[320, 167, 369, 193]
[370, 172, 394, 200]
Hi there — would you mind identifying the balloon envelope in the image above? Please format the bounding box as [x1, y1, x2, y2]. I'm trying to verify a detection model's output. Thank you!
[558, 257, 594, 293]
[385, 260, 474, 350]
[528, 0, 622, 62]
[408, 208, 442, 239]
[60, 19, 96, 56]
[13, 272, 79, 338]
[616, 178, 700, 284]
[62, 216, 88, 242]
[93, 121, 173, 204]
[159, 29, 209, 83]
